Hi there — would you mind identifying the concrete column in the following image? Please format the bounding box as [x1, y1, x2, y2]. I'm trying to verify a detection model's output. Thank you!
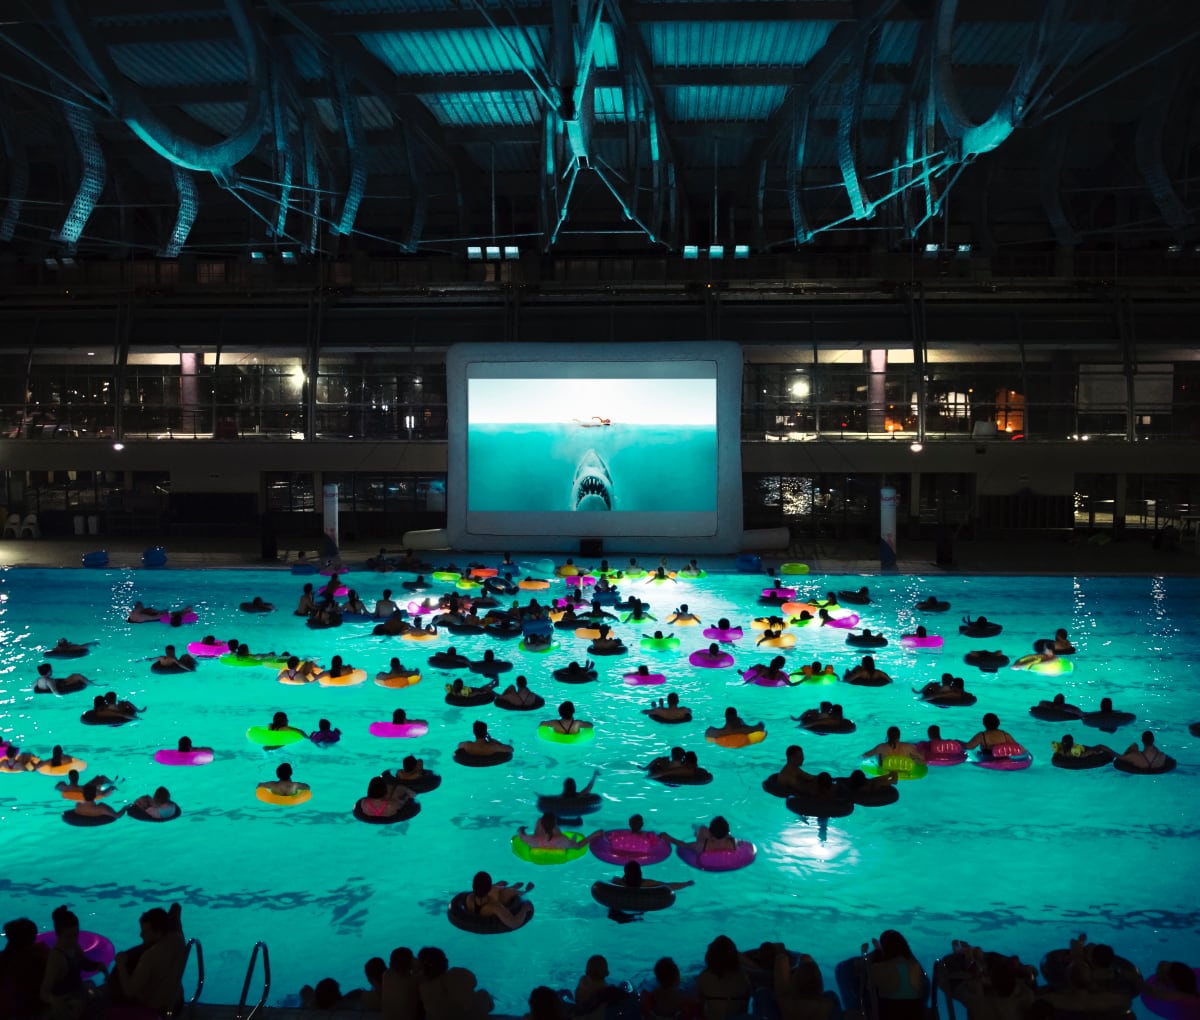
[1114, 472, 1126, 535]
[868, 349, 887, 434]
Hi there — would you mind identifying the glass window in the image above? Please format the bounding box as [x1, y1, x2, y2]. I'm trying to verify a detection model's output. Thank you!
[315, 353, 447, 440]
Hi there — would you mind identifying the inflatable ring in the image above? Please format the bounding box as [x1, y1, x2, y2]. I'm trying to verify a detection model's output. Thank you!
[706, 730, 766, 749]
[786, 794, 853, 818]
[915, 740, 967, 766]
[1029, 704, 1081, 722]
[154, 749, 213, 766]
[318, 668, 367, 687]
[447, 891, 533, 934]
[519, 639, 559, 654]
[822, 612, 860, 630]
[38, 760, 86, 777]
[916, 599, 950, 612]
[969, 746, 1033, 770]
[676, 840, 756, 872]
[35, 931, 114, 975]
[554, 664, 597, 684]
[1081, 710, 1136, 731]
[1114, 755, 1177, 775]
[591, 881, 675, 913]
[702, 626, 743, 643]
[863, 756, 928, 780]
[1141, 969, 1200, 1020]
[518, 578, 551, 591]
[623, 670, 666, 686]
[964, 650, 1009, 672]
[402, 630, 438, 642]
[245, 726, 305, 747]
[256, 787, 312, 806]
[689, 649, 735, 669]
[353, 799, 420, 825]
[159, 611, 197, 625]
[80, 710, 131, 727]
[445, 688, 496, 707]
[431, 570, 461, 582]
[1012, 655, 1074, 675]
[648, 769, 713, 787]
[760, 589, 796, 603]
[376, 670, 421, 689]
[900, 634, 944, 650]
[590, 829, 672, 866]
[639, 636, 680, 652]
[537, 723, 595, 744]
[779, 563, 809, 575]
[959, 621, 1003, 638]
[511, 830, 590, 864]
[453, 747, 512, 767]
[536, 792, 601, 818]
[369, 721, 430, 738]
[151, 661, 194, 675]
[846, 633, 888, 649]
[61, 810, 116, 826]
[127, 805, 181, 823]
[187, 640, 230, 657]
[1051, 749, 1114, 770]
[392, 772, 442, 794]
[494, 694, 547, 712]
[755, 633, 796, 649]
[838, 781, 900, 807]
[741, 666, 791, 687]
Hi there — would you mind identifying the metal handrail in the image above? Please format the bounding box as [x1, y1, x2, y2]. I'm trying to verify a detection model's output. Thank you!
[183, 938, 205, 1010]
[235, 941, 271, 1020]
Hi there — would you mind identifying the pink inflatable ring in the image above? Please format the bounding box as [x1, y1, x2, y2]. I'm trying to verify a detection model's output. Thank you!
[702, 626, 743, 643]
[369, 720, 430, 738]
[677, 840, 757, 872]
[623, 670, 666, 686]
[690, 649, 735, 669]
[154, 748, 214, 766]
[590, 829, 672, 866]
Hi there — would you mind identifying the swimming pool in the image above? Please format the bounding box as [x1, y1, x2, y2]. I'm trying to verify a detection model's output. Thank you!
[1, 566, 1197, 1014]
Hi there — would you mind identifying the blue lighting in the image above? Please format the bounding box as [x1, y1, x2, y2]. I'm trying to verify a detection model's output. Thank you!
[249, 250, 265, 261]
[485, 245, 501, 260]
[708, 244, 724, 259]
[467, 246, 483, 261]
[280, 250, 296, 262]
[734, 245, 750, 259]
[503, 245, 520, 260]
[683, 245, 699, 260]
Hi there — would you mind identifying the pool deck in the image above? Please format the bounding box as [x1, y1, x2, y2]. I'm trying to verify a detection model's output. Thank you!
[0, 533, 1196, 575]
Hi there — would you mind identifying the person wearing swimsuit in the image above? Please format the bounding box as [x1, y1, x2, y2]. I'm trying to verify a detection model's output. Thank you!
[964, 713, 1019, 754]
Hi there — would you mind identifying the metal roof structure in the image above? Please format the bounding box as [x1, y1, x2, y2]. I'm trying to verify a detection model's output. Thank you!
[1, 0, 1197, 262]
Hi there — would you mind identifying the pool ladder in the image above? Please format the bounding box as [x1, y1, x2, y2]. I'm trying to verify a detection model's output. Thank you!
[235, 941, 271, 1020]
[165, 938, 205, 1018]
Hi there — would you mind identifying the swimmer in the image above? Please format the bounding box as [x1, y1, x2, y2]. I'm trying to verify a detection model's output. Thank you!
[774, 745, 817, 793]
[318, 655, 355, 681]
[126, 601, 164, 623]
[705, 707, 766, 743]
[589, 625, 626, 654]
[463, 870, 533, 930]
[963, 713, 1021, 753]
[613, 860, 694, 892]
[294, 584, 316, 617]
[623, 598, 655, 622]
[68, 782, 126, 820]
[663, 815, 738, 854]
[265, 711, 307, 741]
[1117, 730, 1170, 771]
[241, 596, 275, 613]
[132, 786, 179, 820]
[356, 776, 413, 819]
[457, 720, 512, 758]
[311, 719, 342, 745]
[862, 726, 925, 764]
[543, 700, 593, 737]
[385, 755, 432, 792]
[257, 762, 309, 797]
[374, 589, 398, 617]
[666, 604, 700, 625]
[174, 736, 213, 756]
[45, 638, 94, 658]
[516, 812, 599, 850]
[844, 656, 891, 684]
[496, 674, 543, 708]
[343, 590, 368, 615]
[0, 744, 40, 772]
[1032, 693, 1082, 717]
[1054, 734, 1115, 761]
[645, 692, 692, 723]
[278, 656, 318, 684]
[152, 645, 195, 671]
[34, 663, 88, 695]
[56, 769, 117, 799]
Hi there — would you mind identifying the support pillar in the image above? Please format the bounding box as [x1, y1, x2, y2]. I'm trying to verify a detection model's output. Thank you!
[868, 349, 887, 434]
[880, 484, 898, 567]
[323, 482, 339, 555]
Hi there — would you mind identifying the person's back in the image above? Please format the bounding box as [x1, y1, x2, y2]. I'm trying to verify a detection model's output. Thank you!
[381, 950, 422, 1020]
[418, 948, 491, 1020]
[0, 918, 47, 1020]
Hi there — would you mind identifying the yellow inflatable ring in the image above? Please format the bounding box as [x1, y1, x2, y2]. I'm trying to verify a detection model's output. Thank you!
[375, 670, 421, 689]
[757, 633, 796, 649]
[402, 630, 438, 642]
[519, 578, 551, 591]
[574, 627, 603, 640]
[256, 787, 312, 806]
[318, 668, 367, 687]
[38, 759, 86, 777]
[707, 730, 767, 749]
[751, 617, 788, 631]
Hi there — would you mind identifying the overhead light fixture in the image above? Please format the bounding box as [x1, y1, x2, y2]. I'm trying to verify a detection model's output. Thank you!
[708, 244, 725, 260]
[485, 245, 501, 260]
[682, 245, 699, 260]
[956, 243, 972, 259]
[923, 243, 939, 259]
[112, 442, 125, 451]
[249, 250, 265, 262]
[280, 250, 296, 262]
[503, 245, 520, 260]
[60, 256, 76, 268]
[44, 257, 58, 269]
[734, 245, 750, 259]
[466, 246, 483, 261]
[910, 442, 923, 453]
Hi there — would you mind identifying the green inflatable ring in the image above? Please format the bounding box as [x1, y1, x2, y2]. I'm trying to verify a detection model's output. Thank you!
[862, 755, 928, 780]
[246, 726, 305, 746]
[537, 723, 596, 745]
[511, 831, 589, 865]
[640, 636, 680, 652]
[780, 562, 810, 575]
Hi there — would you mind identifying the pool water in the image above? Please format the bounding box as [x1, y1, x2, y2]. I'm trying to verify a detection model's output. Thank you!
[1, 567, 1197, 1014]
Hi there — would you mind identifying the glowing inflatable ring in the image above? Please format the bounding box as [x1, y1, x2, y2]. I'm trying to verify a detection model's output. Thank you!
[154, 748, 213, 766]
[1012, 655, 1074, 675]
[780, 563, 809, 575]
[511, 831, 590, 864]
[863, 755, 928, 780]
[702, 626, 743, 643]
[590, 829, 672, 866]
[369, 720, 430, 738]
[676, 840, 756, 872]
[537, 724, 595, 744]
[639, 635, 680, 652]
[245, 726, 304, 746]
[689, 649, 735, 669]
[255, 787, 312, 806]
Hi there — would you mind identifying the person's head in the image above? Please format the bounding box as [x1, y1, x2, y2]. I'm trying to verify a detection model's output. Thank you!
[876, 930, 913, 960]
[363, 956, 386, 989]
[275, 763, 293, 781]
[417, 946, 449, 980]
[65, 768, 80, 784]
[2, 916, 37, 949]
[392, 709, 407, 724]
[1055, 628, 1069, 640]
[916, 625, 927, 637]
[50, 745, 64, 766]
[367, 776, 387, 799]
[682, 750, 698, 767]
[515, 674, 528, 690]
[401, 755, 419, 772]
[786, 744, 804, 764]
[1100, 697, 1113, 712]
[653, 957, 681, 989]
[92, 695, 105, 710]
[527, 985, 567, 1020]
[538, 811, 559, 834]
[679, 604, 689, 613]
[982, 713, 1000, 731]
[1090, 944, 1115, 969]
[37, 663, 52, 677]
[1060, 734, 1075, 752]
[928, 724, 942, 740]
[562, 777, 578, 795]
[52, 905, 80, 937]
[471, 871, 493, 897]
[152, 786, 171, 805]
[330, 655, 343, 669]
[472, 720, 488, 739]
[286, 656, 299, 670]
[886, 726, 900, 743]
[628, 813, 644, 832]
[863, 656, 875, 669]
[1142, 730, 1156, 747]
[815, 771, 833, 790]
[704, 935, 741, 976]
[666, 692, 680, 707]
[770, 656, 786, 671]
[272, 711, 288, 727]
[847, 769, 867, 790]
[388, 946, 414, 973]
[670, 746, 685, 762]
[382, 588, 392, 599]
[451, 678, 464, 692]
[717, 618, 730, 629]
[708, 816, 730, 839]
[313, 977, 341, 1009]
[622, 861, 644, 887]
[585, 955, 609, 981]
[725, 707, 740, 723]
[558, 701, 575, 720]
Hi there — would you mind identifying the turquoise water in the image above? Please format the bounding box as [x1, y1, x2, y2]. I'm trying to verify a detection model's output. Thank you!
[468, 424, 717, 511]
[1, 567, 1197, 1013]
